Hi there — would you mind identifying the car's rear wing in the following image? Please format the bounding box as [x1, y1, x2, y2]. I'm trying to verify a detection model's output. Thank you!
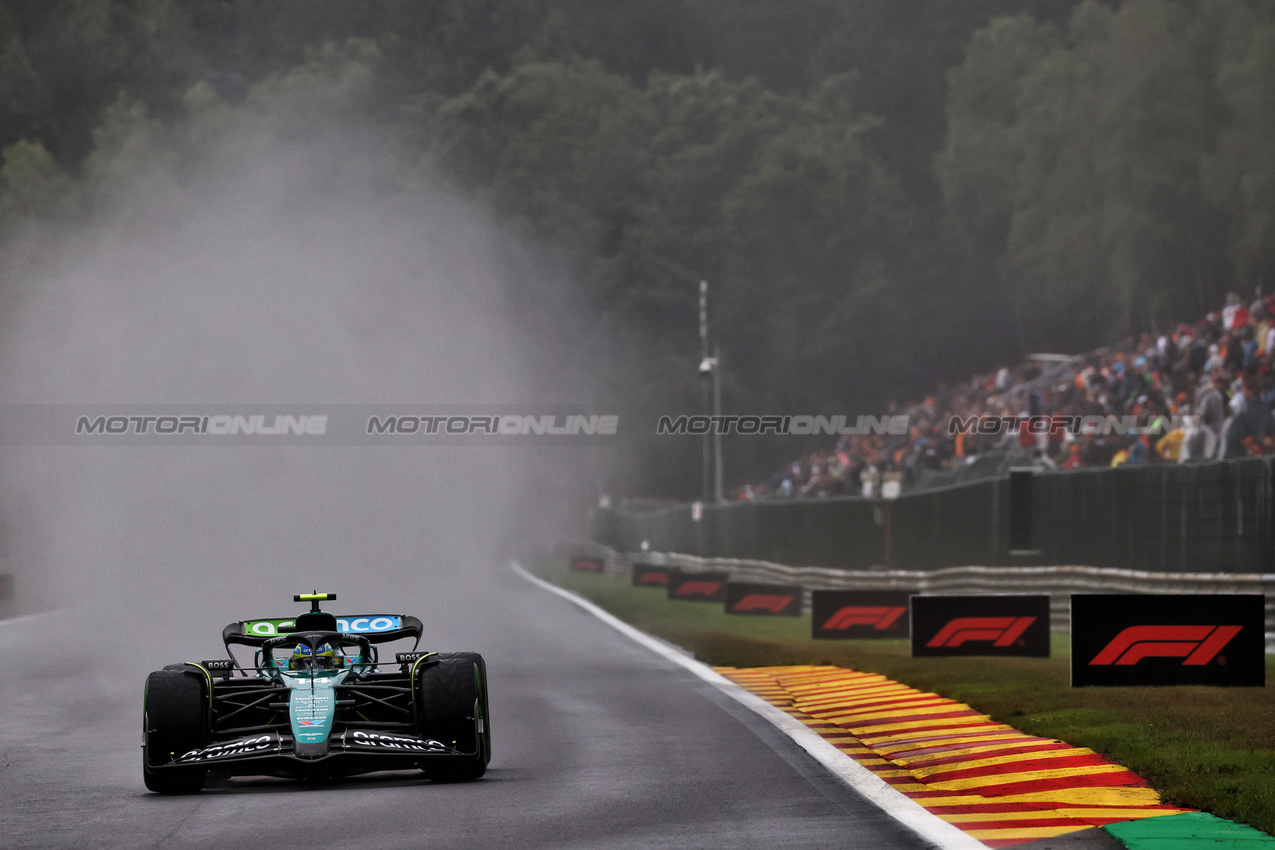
[222, 614, 424, 653]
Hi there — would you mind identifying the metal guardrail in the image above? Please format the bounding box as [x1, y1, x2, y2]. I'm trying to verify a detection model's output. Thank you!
[569, 543, 1275, 646]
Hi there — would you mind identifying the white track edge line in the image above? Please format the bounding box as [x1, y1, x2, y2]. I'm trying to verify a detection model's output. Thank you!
[510, 560, 988, 850]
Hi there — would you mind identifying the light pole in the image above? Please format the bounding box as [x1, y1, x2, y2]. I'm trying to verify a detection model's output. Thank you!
[713, 345, 723, 502]
[698, 350, 723, 502]
[698, 280, 725, 504]
[699, 280, 710, 504]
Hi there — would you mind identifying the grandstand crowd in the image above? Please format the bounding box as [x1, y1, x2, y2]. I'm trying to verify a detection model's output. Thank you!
[741, 293, 1275, 500]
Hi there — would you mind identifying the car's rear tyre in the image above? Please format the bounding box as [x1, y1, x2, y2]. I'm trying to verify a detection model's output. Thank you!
[415, 651, 490, 782]
[143, 669, 208, 794]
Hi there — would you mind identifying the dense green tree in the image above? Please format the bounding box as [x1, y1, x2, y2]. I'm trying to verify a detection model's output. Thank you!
[431, 57, 657, 277]
[0, 137, 71, 223]
[941, 0, 1239, 351]
[1202, 0, 1275, 291]
[938, 14, 1059, 261]
[716, 89, 910, 410]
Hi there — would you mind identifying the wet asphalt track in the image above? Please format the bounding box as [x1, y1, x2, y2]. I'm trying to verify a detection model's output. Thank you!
[0, 564, 935, 850]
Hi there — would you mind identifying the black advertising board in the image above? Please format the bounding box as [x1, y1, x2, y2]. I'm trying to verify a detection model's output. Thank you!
[568, 555, 603, 573]
[631, 564, 672, 588]
[811, 589, 914, 639]
[1008, 468, 1035, 552]
[1071, 594, 1265, 687]
[910, 594, 1051, 658]
[724, 582, 803, 617]
[666, 571, 728, 602]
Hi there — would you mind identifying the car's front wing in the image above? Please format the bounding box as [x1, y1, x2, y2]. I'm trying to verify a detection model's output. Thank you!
[149, 729, 474, 780]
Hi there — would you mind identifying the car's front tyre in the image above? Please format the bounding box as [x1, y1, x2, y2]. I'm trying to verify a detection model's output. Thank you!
[142, 668, 208, 794]
[415, 652, 490, 782]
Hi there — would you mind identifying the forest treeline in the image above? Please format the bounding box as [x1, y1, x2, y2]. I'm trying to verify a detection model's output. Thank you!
[0, 1, 1271, 489]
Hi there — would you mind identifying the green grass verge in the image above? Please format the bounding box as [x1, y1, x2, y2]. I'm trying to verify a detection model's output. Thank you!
[540, 558, 1275, 837]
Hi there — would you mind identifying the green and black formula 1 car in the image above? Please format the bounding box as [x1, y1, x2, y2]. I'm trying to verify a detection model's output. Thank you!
[142, 593, 490, 794]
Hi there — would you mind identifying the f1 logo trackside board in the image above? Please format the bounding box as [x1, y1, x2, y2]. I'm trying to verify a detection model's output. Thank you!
[812, 589, 915, 639]
[1070, 594, 1264, 686]
[910, 594, 1051, 657]
[666, 570, 729, 602]
[724, 582, 802, 616]
[569, 555, 604, 573]
[631, 563, 672, 587]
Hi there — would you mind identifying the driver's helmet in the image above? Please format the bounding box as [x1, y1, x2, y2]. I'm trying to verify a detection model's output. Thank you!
[289, 642, 339, 670]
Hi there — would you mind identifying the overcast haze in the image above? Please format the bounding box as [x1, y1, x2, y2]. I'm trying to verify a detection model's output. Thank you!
[0, 99, 604, 649]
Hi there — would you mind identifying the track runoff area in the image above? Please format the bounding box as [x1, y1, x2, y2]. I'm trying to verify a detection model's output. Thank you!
[542, 557, 1275, 849]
